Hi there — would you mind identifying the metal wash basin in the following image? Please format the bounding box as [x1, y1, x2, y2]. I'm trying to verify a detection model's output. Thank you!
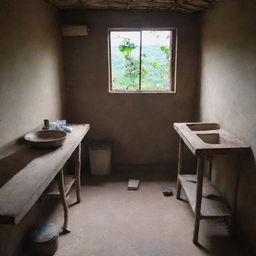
[24, 130, 67, 148]
[186, 123, 220, 131]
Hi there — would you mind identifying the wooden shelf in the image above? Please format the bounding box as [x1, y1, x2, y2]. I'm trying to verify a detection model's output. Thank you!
[178, 174, 231, 219]
[47, 175, 75, 197]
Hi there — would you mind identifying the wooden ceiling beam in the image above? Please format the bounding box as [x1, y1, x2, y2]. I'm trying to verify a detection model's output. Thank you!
[47, 0, 215, 12]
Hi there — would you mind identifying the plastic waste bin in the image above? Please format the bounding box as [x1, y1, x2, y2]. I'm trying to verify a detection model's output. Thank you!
[89, 142, 112, 176]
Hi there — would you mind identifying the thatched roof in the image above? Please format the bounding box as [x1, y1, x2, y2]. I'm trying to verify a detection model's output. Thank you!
[47, 0, 215, 13]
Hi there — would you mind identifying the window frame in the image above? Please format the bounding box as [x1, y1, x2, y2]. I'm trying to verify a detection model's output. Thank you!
[108, 28, 177, 94]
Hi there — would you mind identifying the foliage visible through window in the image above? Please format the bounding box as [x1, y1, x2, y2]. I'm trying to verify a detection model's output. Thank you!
[108, 29, 177, 93]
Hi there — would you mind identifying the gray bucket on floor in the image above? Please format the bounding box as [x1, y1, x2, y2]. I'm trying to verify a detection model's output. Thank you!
[89, 142, 112, 176]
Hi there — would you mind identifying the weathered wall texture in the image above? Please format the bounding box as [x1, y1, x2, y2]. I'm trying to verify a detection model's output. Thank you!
[61, 10, 200, 166]
[199, 0, 256, 253]
[0, 1, 64, 255]
[0, 0, 64, 148]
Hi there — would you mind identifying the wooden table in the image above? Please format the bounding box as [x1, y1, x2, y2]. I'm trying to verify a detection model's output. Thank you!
[0, 124, 90, 233]
[173, 122, 249, 244]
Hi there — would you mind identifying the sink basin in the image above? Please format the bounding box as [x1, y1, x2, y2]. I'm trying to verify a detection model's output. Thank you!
[174, 122, 249, 156]
[197, 133, 220, 144]
[186, 123, 220, 131]
[197, 133, 224, 144]
[24, 130, 67, 148]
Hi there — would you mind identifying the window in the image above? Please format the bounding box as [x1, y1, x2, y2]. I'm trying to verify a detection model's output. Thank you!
[108, 28, 177, 93]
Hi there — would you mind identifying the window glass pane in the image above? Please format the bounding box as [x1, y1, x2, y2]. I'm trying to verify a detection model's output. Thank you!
[141, 30, 171, 91]
[110, 31, 140, 91]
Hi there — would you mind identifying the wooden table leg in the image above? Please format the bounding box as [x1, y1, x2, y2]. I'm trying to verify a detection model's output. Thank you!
[230, 156, 242, 236]
[193, 156, 204, 245]
[57, 169, 71, 234]
[75, 143, 81, 203]
[176, 138, 184, 199]
[207, 157, 212, 181]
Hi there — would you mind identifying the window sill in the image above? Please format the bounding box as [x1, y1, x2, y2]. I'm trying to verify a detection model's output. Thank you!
[109, 90, 176, 94]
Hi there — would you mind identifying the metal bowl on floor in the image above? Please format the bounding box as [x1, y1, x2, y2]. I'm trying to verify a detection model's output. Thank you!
[29, 223, 59, 255]
[24, 130, 67, 148]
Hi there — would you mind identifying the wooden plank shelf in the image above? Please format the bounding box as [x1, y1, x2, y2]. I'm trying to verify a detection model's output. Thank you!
[178, 174, 231, 219]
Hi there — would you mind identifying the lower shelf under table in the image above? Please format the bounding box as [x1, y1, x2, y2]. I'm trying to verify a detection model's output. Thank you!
[178, 174, 231, 219]
[47, 174, 75, 197]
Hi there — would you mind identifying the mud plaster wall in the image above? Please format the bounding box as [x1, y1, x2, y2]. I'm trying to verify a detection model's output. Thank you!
[199, 0, 256, 253]
[0, 1, 64, 255]
[0, 0, 64, 148]
[61, 10, 200, 167]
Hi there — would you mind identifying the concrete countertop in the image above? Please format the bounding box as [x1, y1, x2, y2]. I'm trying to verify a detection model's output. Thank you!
[173, 122, 250, 156]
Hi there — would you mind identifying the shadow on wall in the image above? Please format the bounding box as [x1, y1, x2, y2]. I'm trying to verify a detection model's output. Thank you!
[212, 149, 256, 255]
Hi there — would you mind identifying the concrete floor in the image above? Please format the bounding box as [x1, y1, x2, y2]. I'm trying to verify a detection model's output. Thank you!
[43, 169, 245, 256]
